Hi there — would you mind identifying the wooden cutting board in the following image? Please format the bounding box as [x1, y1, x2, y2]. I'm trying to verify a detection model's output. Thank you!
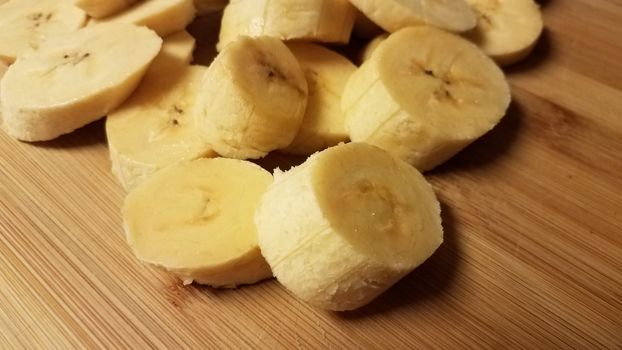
[1, 1, 621, 348]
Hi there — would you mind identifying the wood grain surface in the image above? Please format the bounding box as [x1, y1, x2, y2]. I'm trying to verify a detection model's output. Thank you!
[1, 1, 621, 348]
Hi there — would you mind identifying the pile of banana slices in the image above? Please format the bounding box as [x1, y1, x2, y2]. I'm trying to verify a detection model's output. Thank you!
[0, 0, 543, 311]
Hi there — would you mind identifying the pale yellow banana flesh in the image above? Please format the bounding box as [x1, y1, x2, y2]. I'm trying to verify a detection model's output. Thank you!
[124, 158, 273, 288]
[343, 27, 511, 171]
[75, 0, 141, 19]
[464, 0, 544, 66]
[281, 43, 356, 155]
[359, 33, 388, 64]
[106, 43, 216, 191]
[0, 0, 87, 64]
[90, 0, 196, 37]
[193, 35, 308, 159]
[1, 23, 162, 141]
[194, 0, 228, 16]
[149, 30, 196, 72]
[255, 142, 443, 311]
[218, 0, 356, 51]
[348, 0, 477, 33]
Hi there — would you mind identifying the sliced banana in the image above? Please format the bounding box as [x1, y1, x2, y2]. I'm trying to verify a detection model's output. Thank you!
[124, 158, 273, 288]
[193, 36, 308, 159]
[106, 36, 213, 191]
[342, 27, 511, 171]
[75, 0, 141, 19]
[194, 0, 227, 16]
[0, 0, 87, 64]
[149, 30, 196, 71]
[1, 23, 162, 142]
[464, 0, 543, 66]
[255, 142, 443, 311]
[90, 0, 196, 37]
[349, 0, 476, 33]
[359, 33, 388, 64]
[282, 43, 356, 155]
[218, 0, 356, 51]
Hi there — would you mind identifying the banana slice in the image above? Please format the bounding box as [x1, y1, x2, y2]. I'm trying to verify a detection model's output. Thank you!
[1, 23, 162, 142]
[124, 158, 273, 287]
[359, 33, 388, 64]
[75, 0, 141, 19]
[149, 30, 196, 71]
[194, 0, 227, 16]
[281, 43, 356, 156]
[218, 0, 356, 51]
[349, 0, 476, 33]
[106, 36, 213, 191]
[342, 27, 511, 171]
[255, 142, 443, 311]
[0, 0, 87, 64]
[464, 0, 543, 66]
[193, 36, 308, 159]
[90, 0, 196, 37]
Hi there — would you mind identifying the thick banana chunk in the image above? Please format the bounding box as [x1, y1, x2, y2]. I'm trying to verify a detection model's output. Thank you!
[90, 0, 195, 37]
[0, 0, 87, 64]
[256, 143, 443, 311]
[464, 0, 543, 66]
[349, 0, 476, 33]
[194, 0, 227, 16]
[107, 36, 214, 191]
[218, 0, 356, 51]
[193, 36, 307, 159]
[75, 0, 141, 19]
[124, 158, 273, 288]
[149, 30, 196, 71]
[343, 27, 511, 171]
[281, 43, 356, 155]
[1, 23, 162, 142]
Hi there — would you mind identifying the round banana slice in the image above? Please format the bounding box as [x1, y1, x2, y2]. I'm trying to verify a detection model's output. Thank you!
[0, 0, 87, 64]
[464, 0, 543, 66]
[281, 43, 356, 156]
[255, 142, 443, 311]
[75, 0, 140, 19]
[124, 158, 273, 288]
[106, 63, 216, 191]
[343, 27, 511, 171]
[218, 0, 356, 51]
[1, 23, 162, 142]
[90, 0, 195, 37]
[193, 36, 308, 159]
[349, 0, 476, 33]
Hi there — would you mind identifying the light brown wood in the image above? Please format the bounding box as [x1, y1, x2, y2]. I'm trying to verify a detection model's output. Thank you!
[1, 1, 621, 348]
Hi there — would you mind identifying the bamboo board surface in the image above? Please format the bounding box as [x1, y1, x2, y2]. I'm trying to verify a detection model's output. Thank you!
[1, 1, 621, 348]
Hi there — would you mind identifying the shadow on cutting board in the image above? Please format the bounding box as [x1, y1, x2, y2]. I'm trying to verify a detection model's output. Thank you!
[336, 201, 462, 318]
[27, 118, 107, 149]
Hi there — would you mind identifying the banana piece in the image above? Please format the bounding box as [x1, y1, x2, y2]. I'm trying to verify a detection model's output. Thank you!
[1, 23, 162, 142]
[0, 0, 87, 64]
[124, 158, 273, 287]
[90, 0, 196, 37]
[0, 59, 7, 125]
[218, 0, 356, 51]
[464, 0, 543, 66]
[149, 30, 196, 71]
[194, 0, 227, 16]
[342, 27, 511, 171]
[281, 43, 356, 156]
[359, 33, 388, 64]
[75, 0, 141, 19]
[193, 36, 308, 159]
[255, 142, 443, 311]
[348, 0, 476, 33]
[106, 35, 213, 191]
